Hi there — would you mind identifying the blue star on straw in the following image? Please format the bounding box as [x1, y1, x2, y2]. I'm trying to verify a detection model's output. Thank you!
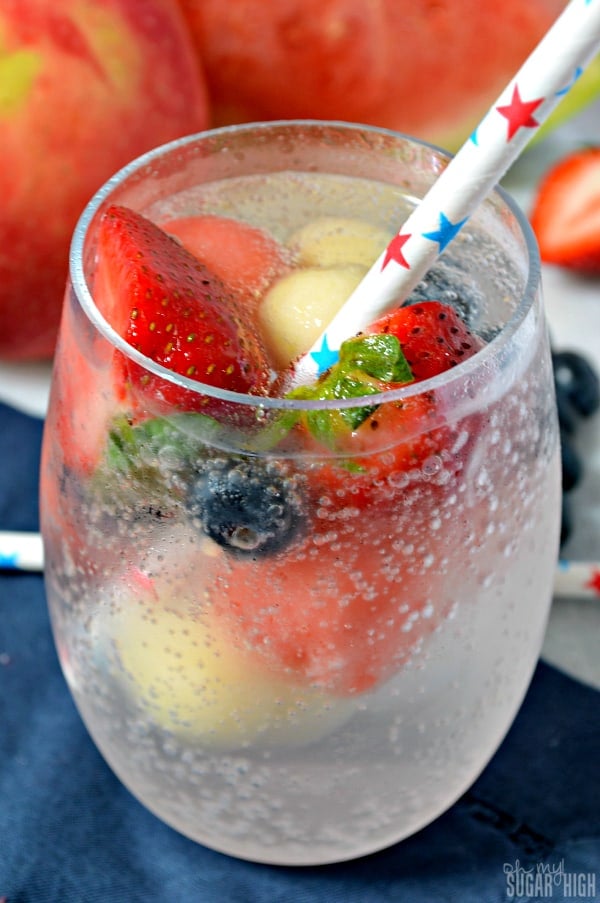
[556, 66, 583, 95]
[0, 552, 18, 569]
[422, 212, 468, 252]
[310, 334, 339, 374]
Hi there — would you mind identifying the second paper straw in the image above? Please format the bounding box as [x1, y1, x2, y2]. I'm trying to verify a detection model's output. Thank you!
[293, 0, 600, 385]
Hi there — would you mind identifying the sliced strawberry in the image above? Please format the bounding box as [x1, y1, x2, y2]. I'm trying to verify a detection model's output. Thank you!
[345, 390, 442, 470]
[40, 286, 126, 571]
[369, 300, 484, 381]
[529, 147, 600, 273]
[293, 305, 483, 506]
[95, 205, 273, 414]
[305, 388, 471, 521]
[161, 214, 290, 305]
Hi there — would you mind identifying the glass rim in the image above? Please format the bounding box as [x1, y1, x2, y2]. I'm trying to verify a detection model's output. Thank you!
[69, 119, 542, 413]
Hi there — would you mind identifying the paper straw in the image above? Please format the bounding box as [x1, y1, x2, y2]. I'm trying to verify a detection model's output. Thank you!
[0, 529, 598, 601]
[0, 531, 44, 572]
[553, 560, 600, 598]
[293, 0, 600, 385]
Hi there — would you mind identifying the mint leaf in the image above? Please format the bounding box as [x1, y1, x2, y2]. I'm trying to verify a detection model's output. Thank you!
[94, 407, 301, 509]
[301, 373, 381, 446]
[242, 408, 300, 453]
[94, 412, 234, 509]
[105, 413, 220, 479]
[339, 333, 414, 383]
[286, 332, 414, 449]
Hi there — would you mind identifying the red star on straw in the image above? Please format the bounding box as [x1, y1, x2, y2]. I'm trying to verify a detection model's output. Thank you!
[586, 568, 600, 596]
[382, 232, 411, 270]
[496, 84, 544, 141]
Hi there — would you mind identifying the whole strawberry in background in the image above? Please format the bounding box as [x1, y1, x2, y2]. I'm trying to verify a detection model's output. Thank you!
[530, 146, 600, 273]
[0, 0, 210, 361]
[177, 0, 600, 153]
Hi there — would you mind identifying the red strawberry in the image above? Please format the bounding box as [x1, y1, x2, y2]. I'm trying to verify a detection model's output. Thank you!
[95, 205, 272, 414]
[52, 287, 125, 475]
[302, 302, 483, 510]
[161, 214, 290, 305]
[529, 147, 600, 273]
[369, 301, 484, 381]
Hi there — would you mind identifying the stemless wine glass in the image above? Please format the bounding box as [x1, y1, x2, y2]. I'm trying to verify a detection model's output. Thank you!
[40, 121, 561, 866]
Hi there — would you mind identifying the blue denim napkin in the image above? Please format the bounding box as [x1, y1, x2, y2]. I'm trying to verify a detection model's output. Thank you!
[1, 401, 598, 903]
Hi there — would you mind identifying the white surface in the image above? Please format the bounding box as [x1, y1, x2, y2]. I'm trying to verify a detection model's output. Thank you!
[1, 103, 599, 689]
[0, 359, 53, 418]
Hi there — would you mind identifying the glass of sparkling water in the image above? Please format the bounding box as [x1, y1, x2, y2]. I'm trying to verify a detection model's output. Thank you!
[40, 121, 560, 865]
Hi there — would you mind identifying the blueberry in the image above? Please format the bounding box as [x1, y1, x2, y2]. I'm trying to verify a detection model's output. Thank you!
[552, 350, 600, 419]
[560, 429, 583, 492]
[555, 381, 578, 435]
[404, 264, 481, 328]
[187, 457, 305, 557]
[560, 494, 573, 548]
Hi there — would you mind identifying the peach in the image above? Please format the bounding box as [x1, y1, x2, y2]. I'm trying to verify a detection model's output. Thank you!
[0, 0, 210, 360]
[179, 0, 576, 151]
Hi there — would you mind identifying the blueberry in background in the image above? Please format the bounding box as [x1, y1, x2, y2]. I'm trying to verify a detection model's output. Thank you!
[559, 428, 583, 492]
[404, 264, 481, 328]
[553, 350, 600, 418]
[551, 348, 600, 548]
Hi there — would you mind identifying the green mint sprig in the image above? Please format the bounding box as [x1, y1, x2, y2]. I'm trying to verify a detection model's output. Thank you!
[93, 412, 235, 507]
[286, 333, 414, 450]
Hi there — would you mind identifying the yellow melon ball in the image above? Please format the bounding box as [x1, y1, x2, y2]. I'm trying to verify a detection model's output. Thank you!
[288, 217, 393, 269]
[108, 600, 355, 749]
[259, 265, 365, 368]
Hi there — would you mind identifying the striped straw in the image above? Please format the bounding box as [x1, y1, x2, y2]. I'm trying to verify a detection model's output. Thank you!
[554, 560, 600, 598]
[0, 531, 44, 572]
[292, 0, 600, 385]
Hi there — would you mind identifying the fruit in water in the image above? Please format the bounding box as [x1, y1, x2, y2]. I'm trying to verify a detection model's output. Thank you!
[212, 513, 453, 696]
[162, 214, 291, 304]
[529, 147, 600, 273]
[87, 210, 486, 698]
[52, 290, 124, 475]
[404, 264, 484, 330]
[0, 0, 209, 360]
[208, 372, 479, 695]
[259, 265, 365, 368]
[265, 215, 393, 367]
[103, 566, 355, 747]
[287, 217, 393, 268]
[206, 311, 483, 694]
[281, 299, 483, 486]
[95, 205, 272, 413]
